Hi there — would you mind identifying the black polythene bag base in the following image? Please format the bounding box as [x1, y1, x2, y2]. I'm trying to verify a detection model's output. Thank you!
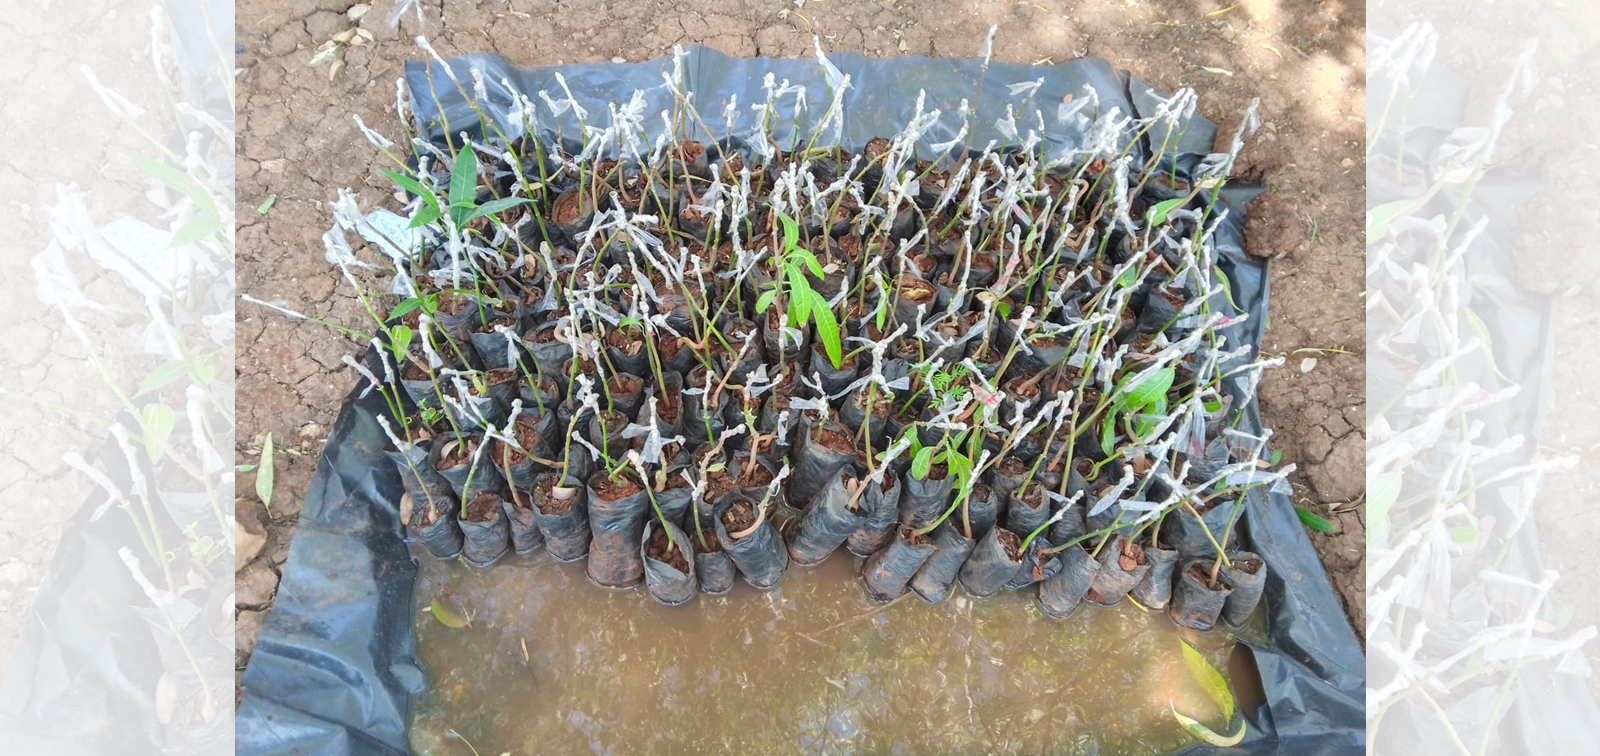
[234, 46, 1365, 756]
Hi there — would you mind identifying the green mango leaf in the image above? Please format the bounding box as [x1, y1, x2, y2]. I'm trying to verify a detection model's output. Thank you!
[1117, 265, 1138, 288]
[1295, 505, 1333, 533]
[449, 147, 478, 210]
[1463, 306, 1515, 384]
[464, 196, 531, 223]
[912, 447, 934, 480]
[793, 246, 825, 278]
[389, 296, 430, 321]
[128, 154, 218, 221]
[389, 325, 414, 359]
[1369, 470, 1401, 551]
[170, 214, 224, 248]
[1122, 368, 1176, 409]
[140, 404, 176, 464]
[1100, 412, 1117, 456]
[1147, 197, 1185, 226]
[1269, 448, 1283, 467]
[811, 291, 843, 369]
[1180, 639, 1236, 723]
[408, 205, 442, 229]
[786, 268, 813, 327]
[1212, 265, 1243, 313]
[135, 360, 194, 398]
[1171, 704, 1246, 747]
[257, 432, 276, 511]
[777, 211, 799, 252]
[430, 598, 470, 628]
[755, 288, 777, 314]
[1366, 198, 1416, 243]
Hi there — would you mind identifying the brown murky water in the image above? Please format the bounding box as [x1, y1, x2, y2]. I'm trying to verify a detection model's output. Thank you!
[408, 548, 1248, 755]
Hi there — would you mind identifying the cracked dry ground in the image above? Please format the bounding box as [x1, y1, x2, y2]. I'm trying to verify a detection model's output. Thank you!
[234, 0, 1367, 686]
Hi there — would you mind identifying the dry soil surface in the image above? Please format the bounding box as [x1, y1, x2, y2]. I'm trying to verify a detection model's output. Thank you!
[233, 0, 1367, 688]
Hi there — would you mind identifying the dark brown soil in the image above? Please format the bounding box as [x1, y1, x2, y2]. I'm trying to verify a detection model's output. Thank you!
[436, 437, 477, 471]
[465, 492, 500, 522]
[533, 475, 578, 516]
[693, 528, 722, 554]
[721, 499, 757, 534]
[998, 528, 1022, 561]
[1117, 539, 1147, 571]
[552, 190, 587, 224]
[591, 471, 643, 502]
[816, 424, 857, 456]
[1187, 562, 1228, 592]
[646, 524, 690, 573]
[487, 367, 516, 385]
[736, 457, 773, 488]
[898, 525, 930, 547]
[527, 325, 557, 343]
[676, 140, 705, 164]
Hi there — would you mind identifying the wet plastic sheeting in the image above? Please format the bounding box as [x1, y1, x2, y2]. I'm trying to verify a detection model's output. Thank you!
[234, 47, 1364, 755]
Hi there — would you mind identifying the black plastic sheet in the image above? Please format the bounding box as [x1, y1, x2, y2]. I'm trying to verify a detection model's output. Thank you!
[234, 46, 1365, 755]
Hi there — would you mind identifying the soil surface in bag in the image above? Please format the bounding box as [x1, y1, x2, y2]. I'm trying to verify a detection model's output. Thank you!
[408, 546, 1254, 755]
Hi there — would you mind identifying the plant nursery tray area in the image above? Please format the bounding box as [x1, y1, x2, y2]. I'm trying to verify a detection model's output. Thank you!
[234, 47, 1364, 756]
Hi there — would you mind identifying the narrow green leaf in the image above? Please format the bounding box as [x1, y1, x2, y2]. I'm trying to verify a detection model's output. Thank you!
[1147, 197, 1185, 226]
[1366, 198, 1416, 243]
[390, 298, 428, 321]
[170, 214, 224, 248]
[140, 404, 176, 464]
[382, 169, 426, 196]
[1124, 368, 1176, 408]
[235, 464, 257, 473]
[430, 599, 470, 628]
[811, 291, 843, 369]
[1212, 265, 1242, 313]
[135, 360, 193, 398]
[755, 289, 777, 314]
[786, 269, 813, 327]
[408, 205, 441, 229]
[1295, 505, 1333, 533]
[1100, 412, 1117, 456]
[1180, 639, 1236, 723]
[389, 325, 414, 359]
[1369, 470, 1401, 551]
[257, 196, 277, 215]
[912, 447, 934, 480]
[793, 246, 825, 278]
[195, 353, 217, 385]
[128, 154, 217, 220]
[1171, 705, 1246, 747]
[464, 196, 530, 223]
[257, 432, 276, 511]
[777, 211, 799, 252]
[449, 146, 478, 209]
[1463, 307, 1515, 385]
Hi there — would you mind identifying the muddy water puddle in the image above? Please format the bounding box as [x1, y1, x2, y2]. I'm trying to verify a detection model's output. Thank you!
[409, 549, 1245, 755]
